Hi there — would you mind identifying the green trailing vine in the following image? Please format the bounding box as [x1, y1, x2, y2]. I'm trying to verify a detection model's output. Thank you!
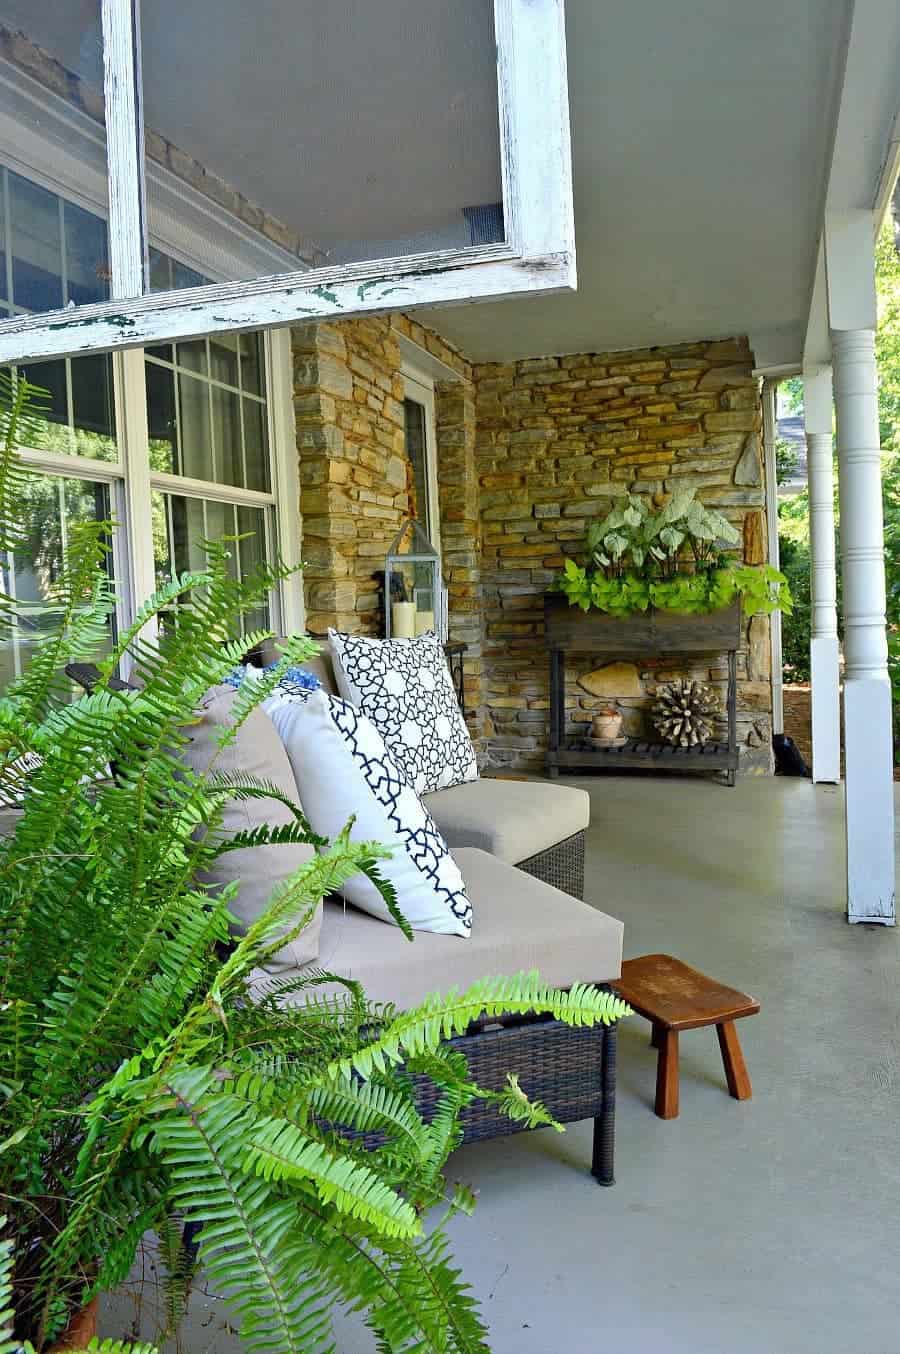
[554, 489, 792, 618]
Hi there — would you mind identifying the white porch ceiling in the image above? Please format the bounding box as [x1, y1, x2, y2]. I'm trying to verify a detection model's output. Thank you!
[5, 1, 900, 367]
[422, 0, 884, 366]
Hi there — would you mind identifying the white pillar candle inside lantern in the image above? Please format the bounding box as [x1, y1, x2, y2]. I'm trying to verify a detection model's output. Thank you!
[391, 602, 417, 639]
[384, 519, 446, 641]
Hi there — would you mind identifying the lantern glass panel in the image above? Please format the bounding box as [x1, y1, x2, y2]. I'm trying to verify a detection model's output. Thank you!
[385, 520, 444, 640]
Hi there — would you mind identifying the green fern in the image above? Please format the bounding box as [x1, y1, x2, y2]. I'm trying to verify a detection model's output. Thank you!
[0, 379, 630, 1352]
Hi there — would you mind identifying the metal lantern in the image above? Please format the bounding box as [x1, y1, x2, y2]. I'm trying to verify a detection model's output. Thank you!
[384, 519, 447, 641]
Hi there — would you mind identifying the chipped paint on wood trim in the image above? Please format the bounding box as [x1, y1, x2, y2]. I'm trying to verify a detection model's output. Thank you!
[0, 0, 575, 363]
[0, 252, 575, 363]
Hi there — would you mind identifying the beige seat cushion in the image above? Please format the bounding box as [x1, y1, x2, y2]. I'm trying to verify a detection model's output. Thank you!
[422, 777, 590, 864]
[271, 848, 622, 1009]
[181, 687, 321, 971]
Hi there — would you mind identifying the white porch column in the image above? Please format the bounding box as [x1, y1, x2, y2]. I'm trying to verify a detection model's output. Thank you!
[803, 368, 840, 783]
[825, 211, 895, 924]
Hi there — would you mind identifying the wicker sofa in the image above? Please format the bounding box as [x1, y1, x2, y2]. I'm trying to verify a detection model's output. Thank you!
[65, 654, 625, 1185]
[271, 648, 623, 1184]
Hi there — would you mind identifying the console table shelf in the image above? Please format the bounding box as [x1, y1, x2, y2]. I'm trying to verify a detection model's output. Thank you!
[544, 594, 741, 786]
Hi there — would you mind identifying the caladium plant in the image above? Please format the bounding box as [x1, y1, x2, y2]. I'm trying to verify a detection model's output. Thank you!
[556, 489, 790, 617]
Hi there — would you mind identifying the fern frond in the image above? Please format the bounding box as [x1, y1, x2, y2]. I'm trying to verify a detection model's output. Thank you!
[151, 1070, 337, 1354]
[325, 974, 631, 1085]
[244, 1114, 419, 1238]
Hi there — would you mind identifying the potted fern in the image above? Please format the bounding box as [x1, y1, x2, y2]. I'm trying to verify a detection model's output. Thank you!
[0, 373, 626, 1353]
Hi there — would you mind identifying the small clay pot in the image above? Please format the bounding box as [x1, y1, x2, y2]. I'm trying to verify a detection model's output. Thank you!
[591, 710, 623, 743]
[47, 1298, 98, 1352]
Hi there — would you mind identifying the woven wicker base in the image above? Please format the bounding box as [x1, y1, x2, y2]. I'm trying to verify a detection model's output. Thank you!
[517, 830, 586, 899]
[357, 1009, 617, 1185]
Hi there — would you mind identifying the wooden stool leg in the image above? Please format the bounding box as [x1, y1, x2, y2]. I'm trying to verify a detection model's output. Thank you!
[716, 1020, 752, 1100]
[655, 1029, 679, 1119]
[650, 1023, 662, 1049]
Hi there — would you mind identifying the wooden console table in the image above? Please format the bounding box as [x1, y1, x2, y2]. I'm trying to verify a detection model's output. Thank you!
[544, 594, 741, 785]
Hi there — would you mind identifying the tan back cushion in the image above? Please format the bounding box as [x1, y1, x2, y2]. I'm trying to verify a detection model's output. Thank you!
[181, 687, 321, 971]
[254, 637, 339, 696]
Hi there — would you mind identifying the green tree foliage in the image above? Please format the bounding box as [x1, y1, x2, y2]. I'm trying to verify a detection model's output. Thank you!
[0, 371, 629, 1353]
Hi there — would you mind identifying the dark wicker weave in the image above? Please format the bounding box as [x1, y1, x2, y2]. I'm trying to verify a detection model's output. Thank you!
[440, 1009, 616, 1183]
[516, 829, 586, 900]
[358, 1005, 618, 1185]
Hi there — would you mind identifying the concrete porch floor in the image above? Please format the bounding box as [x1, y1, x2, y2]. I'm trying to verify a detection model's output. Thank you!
[435, 775, 900, 1354]
[113, 776, 900, 1354]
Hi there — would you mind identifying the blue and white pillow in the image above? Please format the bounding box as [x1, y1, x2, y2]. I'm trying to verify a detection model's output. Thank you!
[224, 663, 321, 696]
[262, 685, 471, 938]
[327, 631, 478, 796]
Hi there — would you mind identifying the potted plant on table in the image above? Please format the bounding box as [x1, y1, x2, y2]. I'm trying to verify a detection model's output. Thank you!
[551, 489, 792, 621]
[0, 373, 627, 1353]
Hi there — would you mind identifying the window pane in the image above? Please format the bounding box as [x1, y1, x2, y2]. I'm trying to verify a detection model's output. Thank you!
[70, 354, 116, 461]
[141, 0, 503, 289]
[146, 361, 177, 473]
[0, 2, 109, 310]
[211, 385, 242, 488]
[404, 397, 431, 539]
[209, 332, 239, 388]
[153, 491, 272, 637]
[242, 399, 270, 493]
[148, 248, 173, 293]
[178, 372, 213, 481]
[1, 473, 113, 691]
[239, 333, 263, 396]
[19, 358, 69, 453]
[9, 174, 63, 313]
[237, 505, 269, 633]
[177, 338, 208, 377]
[64, 200, 110, 306]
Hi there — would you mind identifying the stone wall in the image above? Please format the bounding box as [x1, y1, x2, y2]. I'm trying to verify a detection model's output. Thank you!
[473, 339, 774, 773]
[291, 314, 485, 737]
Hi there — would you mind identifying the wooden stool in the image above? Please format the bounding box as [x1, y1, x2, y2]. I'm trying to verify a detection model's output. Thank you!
[612, 954, 760, 1119]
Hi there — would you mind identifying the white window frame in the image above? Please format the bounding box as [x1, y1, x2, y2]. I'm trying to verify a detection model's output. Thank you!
[400, 366, 440, 554]
[0, 0, 575, 364]
[1, 131, 304, 641]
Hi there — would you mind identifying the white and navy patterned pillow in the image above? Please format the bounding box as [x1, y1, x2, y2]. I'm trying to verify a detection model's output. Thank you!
[263, 685, 471, 937]
[327, 631, 477, 796]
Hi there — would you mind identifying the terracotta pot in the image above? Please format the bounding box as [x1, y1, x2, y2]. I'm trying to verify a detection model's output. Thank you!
[47, 1298, 98, 1352]
[591, 710, 623, 743]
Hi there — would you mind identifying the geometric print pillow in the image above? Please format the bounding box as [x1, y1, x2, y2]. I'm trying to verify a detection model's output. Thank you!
[327, 631, 477, 796]
[262, 685, 471, 938]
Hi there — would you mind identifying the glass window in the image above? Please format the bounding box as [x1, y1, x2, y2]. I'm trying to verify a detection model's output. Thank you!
[0, 473, 113, 690]
[404, 396, 433, 541]
[144, 332, 271, 492]
[0, 159, 283, 696]
[152, 490, 271, 638]
[0, 167, 116, 463]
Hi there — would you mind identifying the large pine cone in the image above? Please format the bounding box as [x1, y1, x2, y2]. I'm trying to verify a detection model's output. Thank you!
[651, 678, 720, 748]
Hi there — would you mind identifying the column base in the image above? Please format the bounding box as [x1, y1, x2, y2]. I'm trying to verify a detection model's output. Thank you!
[810, 634, 840, 783]
[844, 676, 895, 924]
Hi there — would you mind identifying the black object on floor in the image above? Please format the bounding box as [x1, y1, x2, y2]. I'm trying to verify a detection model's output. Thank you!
[773, 733, 811, 778]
